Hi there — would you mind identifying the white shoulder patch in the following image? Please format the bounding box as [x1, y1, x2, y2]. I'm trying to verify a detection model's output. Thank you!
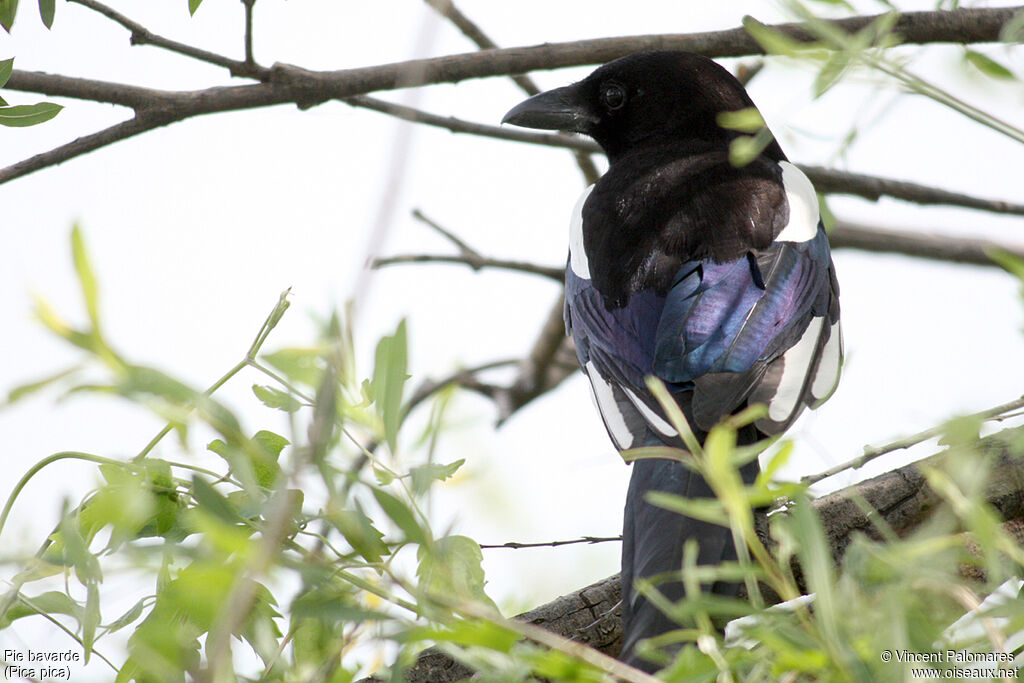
[568, 185, 594, 280]
[776, 161, 820, 243]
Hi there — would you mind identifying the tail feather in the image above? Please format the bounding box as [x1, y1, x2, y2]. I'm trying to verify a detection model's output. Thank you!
[619, 430, 761, 672]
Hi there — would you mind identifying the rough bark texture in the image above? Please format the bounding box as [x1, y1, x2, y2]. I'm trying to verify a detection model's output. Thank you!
[395, 428, 1024, 682]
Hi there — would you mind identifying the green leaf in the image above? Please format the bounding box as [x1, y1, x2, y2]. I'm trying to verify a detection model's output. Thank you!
[187, 0, 202, 15]
[71, 224, 100, 333]
[57, 508, 102, 585]
[372, 319, 409, 453]
[728, 129, 774, 168]
[409, 458, 465, 495]
[646, 490, 729, 526]
[372, 487, 427, 545]
[742, 15, 811, 57]
[262, 347, 325, 388]
[0, 58, 12, 87]
[6, 365, 79, 403]
[813, 52, 851, 98]
[964, 49, 1014, 80]
[103, 597, 148, 635]
[0, 591, 82, 629]
[190, 475, 244, 525]
[37, 0, 52, 28]
[331, 507, 390, 563]
[252, 429, 288, 487]
[417, 535, 497, 611]
[0, 0, 18, 31]
[82, 582, 100, 663]
[252, 383, 302, 412]
[716, 107, 765, 133]
[0, 102, 62, 127]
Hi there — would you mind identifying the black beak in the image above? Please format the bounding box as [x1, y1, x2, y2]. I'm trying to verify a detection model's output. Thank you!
[501, 84, 597, 134]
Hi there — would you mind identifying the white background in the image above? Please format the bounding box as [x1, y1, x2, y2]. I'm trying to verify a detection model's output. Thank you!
[2, 0, 1024, 676]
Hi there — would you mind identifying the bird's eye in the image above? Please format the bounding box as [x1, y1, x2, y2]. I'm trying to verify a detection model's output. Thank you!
[600, 84, 626, 111]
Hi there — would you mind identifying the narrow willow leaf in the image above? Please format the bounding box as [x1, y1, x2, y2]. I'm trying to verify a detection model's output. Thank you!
[37, 0, 52, 28]
[0, 0, 17, 31]
[0, 58, 12, 87]
[0, 102, 63, 127]
[717, 107, 765, 133]
[813, 53, 850, 98]
[964, 49, 1015, 80]
[6, 365, 79, 403]
[187, 0, 202, 15]
[71, 225, 101, 333]
[82, 582, 100, 663]
[742, 16, 808, 57]
[104, 598, 147, 635]
[372, 319, 409, 453]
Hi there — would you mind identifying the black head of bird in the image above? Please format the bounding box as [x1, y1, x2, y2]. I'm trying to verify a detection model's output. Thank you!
[502, 51, 785, 162]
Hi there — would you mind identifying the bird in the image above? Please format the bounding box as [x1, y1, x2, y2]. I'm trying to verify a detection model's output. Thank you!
[503, 51, 842, 672]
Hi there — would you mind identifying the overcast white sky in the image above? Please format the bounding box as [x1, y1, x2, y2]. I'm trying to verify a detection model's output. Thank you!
[2, 0, 1024, 673]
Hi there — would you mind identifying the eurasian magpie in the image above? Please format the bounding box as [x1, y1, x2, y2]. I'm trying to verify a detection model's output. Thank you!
[503, 51, 842, 671]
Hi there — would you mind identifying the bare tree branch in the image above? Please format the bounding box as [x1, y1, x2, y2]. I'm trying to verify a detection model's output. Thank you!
[5, 6, 1019, 184]
[394, 427, 1024, 682]
[807, 166, 1024, 216]
[831, 221, 1024, 265]
[0, 115, 173, 184]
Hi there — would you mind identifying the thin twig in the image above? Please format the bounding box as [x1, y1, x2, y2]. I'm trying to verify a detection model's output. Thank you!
[801, 395, 1024, 486]
[242, 0, 256, 67]
[421, 0, 601, 184]
[373, 253, 564, 281]
[69, 0, 268, 79]
[411, 208, 482, 259]
[480, 535, 621, 550]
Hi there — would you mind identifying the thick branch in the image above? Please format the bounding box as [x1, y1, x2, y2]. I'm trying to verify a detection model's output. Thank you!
[398, 428, 1024, 682]
[5, 7, 1022, 185]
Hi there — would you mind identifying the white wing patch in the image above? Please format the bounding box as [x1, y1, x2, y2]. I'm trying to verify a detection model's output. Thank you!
[776, 161, 820, 243]
[584, 360, 633, 449]
[767, 316, 824, 422]
[811, 321, 843, 403]
[622, 385, 679, 439]
[568, 185, 595, 280]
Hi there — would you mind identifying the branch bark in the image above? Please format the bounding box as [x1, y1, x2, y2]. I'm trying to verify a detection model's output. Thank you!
[395, 427, 1024, 682]
[5, 6, 1021, 184]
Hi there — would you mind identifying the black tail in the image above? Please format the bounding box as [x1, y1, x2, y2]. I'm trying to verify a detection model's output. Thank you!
[619, 437, 760, 672]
